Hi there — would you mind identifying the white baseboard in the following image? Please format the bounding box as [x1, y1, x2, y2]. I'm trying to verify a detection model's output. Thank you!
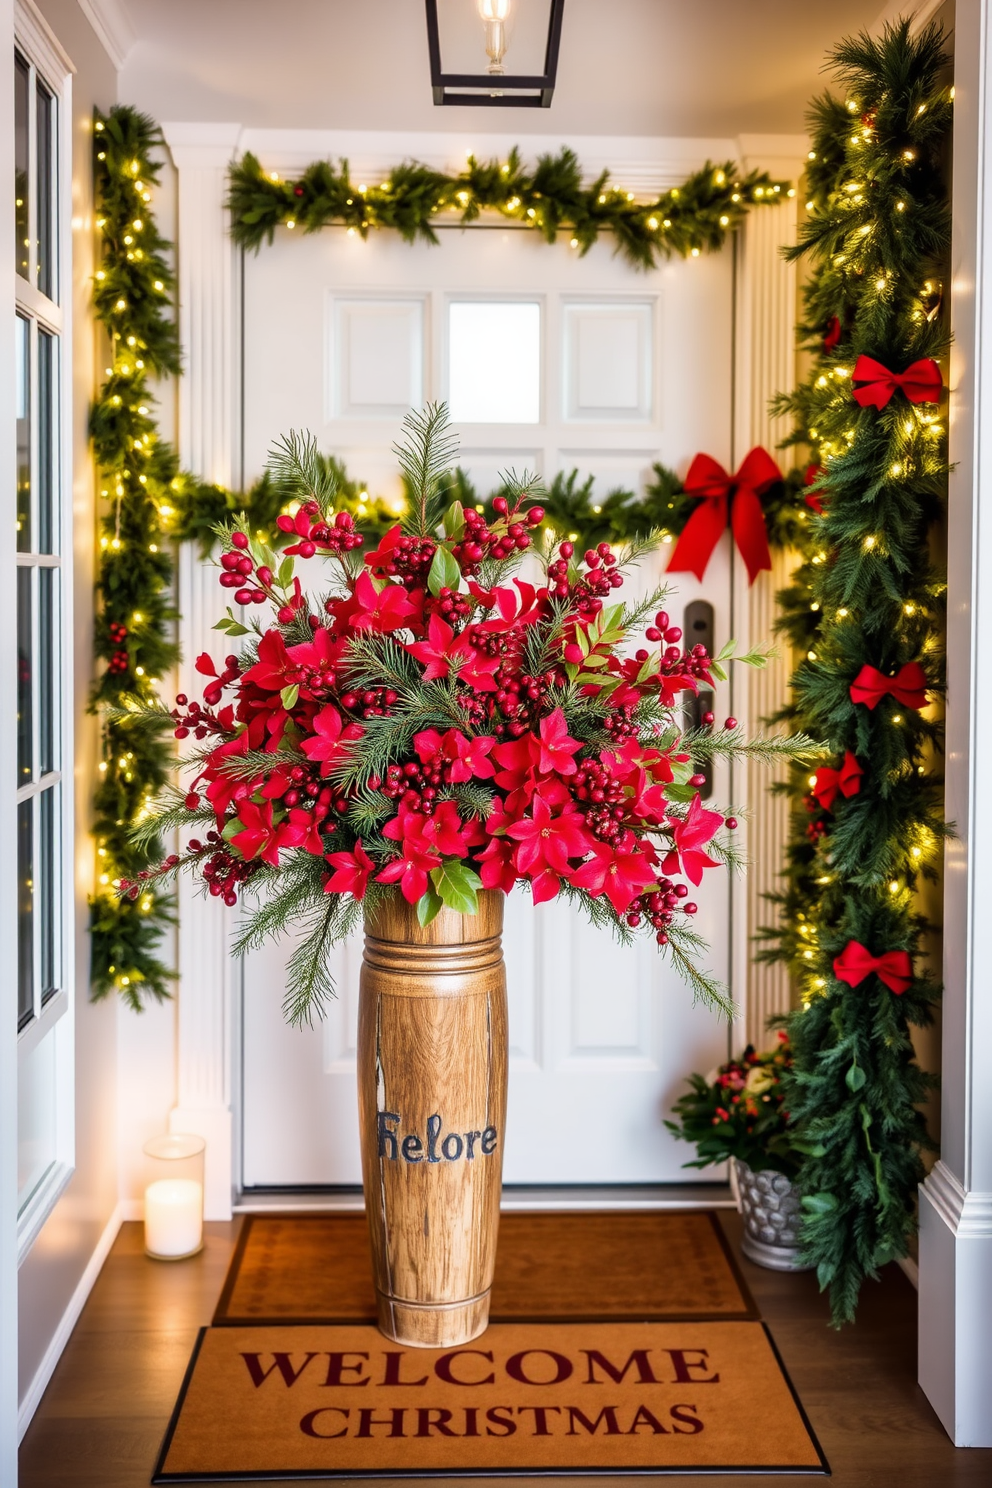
[17, 1200, 124, 1444]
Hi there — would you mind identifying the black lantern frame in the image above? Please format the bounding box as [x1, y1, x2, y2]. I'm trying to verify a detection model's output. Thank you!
[425, 0, 565, 108]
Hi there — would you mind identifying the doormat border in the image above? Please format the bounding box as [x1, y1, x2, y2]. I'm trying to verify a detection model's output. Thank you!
[212, 1209, 760, 1327]
[152, 1322, 829, 1482]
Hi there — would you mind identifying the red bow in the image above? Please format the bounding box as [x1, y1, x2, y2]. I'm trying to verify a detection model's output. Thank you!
[849, 662, 928, 711]
[810, 751, 863, 811]
[851, 355, 943, 409]
[833, 940, 913, 995]
[803, 463, 827, 516]
[667, 448, 780, 586]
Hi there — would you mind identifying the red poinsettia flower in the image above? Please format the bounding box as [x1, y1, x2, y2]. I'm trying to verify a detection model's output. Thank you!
[662, 793, 724, 886]
[477, 834, 518, 893]
[324, 839, 375, 898]
[569, 838, 658, 915]
[239, 629, 295, 692]
[506, 793, 595, 904]
[474, 579, 546, 634]
[328, 569, 422, 635]
[299, 705, 364, 776]
[406, 614, 500, 691]
[363, 524, 405, 575]
[287, 807, 326, 856]
[230, 799, 308, 868]
[536, 708, 582, 776]
[375, 838, 443, 903]
[443, 730, 496, 782]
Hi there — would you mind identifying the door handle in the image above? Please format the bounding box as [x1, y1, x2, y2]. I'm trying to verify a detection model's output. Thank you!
[682, 600, 714, 800]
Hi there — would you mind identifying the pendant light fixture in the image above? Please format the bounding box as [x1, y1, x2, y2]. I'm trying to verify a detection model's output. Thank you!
[425, 0, 565, 108]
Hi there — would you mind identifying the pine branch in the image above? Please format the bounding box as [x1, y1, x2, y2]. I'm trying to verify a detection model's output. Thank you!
[393, 402, 459, 536]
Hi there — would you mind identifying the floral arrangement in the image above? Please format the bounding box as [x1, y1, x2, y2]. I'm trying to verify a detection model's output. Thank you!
[664, 1032, 807, 1177]
[121, 407, 812, 1023]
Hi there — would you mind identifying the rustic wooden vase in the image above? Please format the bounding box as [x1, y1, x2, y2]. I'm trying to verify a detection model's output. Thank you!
[357, 889, 508, 1348]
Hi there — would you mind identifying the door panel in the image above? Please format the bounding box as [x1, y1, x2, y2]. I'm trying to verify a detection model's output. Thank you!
[240, 222, 734, 1188]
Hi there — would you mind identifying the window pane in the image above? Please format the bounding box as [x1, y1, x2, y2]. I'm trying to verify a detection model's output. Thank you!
[448, 302, 541, 423]
[18, 1029, 57, 1209]
[15, 53, 29, 281]
[39, 787, 58, 1004]
[17, 566, 33, 787]
[38, 330, 56, 553]
[18, 798, 34, 1030]
[38, 567, 55, 775]
[16, 314, 30, 551]
[36, 80, 55, 301]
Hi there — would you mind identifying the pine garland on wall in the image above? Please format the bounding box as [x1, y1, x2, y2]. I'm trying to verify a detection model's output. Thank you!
[228, 147, 791, 268]
[762, 21, 951, 1325]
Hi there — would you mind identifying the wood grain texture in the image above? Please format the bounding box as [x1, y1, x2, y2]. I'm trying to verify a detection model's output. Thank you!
[358, 890, 508, 1347]
[19, 1214, 992, 1487]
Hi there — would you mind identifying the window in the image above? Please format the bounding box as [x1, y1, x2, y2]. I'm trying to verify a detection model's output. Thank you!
[447, 300, 541, 423]
[14, 25, 73, 1253]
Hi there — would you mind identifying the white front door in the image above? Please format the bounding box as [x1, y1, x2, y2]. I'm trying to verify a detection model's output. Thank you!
[238, 218, 735, 1187]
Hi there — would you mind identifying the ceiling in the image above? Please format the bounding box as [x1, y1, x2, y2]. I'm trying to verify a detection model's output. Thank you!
[116, 0, 901, 138]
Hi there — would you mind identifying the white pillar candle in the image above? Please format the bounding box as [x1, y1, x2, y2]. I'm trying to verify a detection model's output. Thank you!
[144, 1177, 203, 1259]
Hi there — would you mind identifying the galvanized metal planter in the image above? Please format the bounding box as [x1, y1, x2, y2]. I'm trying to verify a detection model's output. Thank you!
[734, 1158, 814, 1272]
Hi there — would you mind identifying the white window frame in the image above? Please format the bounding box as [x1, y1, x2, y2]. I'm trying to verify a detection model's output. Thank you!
[13, 0, 75, 1264]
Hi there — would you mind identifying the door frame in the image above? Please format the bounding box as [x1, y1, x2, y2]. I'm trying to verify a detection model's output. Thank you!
[160, 122, 805, 1220]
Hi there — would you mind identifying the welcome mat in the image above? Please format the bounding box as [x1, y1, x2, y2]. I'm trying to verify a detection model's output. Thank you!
[214, 1211, 757, 1325]
[154, 1320, 827, 1479]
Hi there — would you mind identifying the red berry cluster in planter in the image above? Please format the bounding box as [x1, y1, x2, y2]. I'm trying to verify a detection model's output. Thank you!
[450, 500, 543, 575]
[426, 586, 472, 624]
[547, 540, 623, 617]
[190, 832, 261, 906]
[627, 879, 695, 943]
[171, 689, 235, 740]
[492, 665, 559, 735]
[276, 503, 363, 558]
[375, 534, 437, 588]
[382, 758, 443, 808]
[339, 685, 399, 719]
[573, 756, 626, 840]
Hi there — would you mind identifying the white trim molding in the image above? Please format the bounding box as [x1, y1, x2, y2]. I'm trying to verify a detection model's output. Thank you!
[17, 1201, 124, 1442]
[162, 122, 244, 1220]
[77, 0, 134, 70]
[917, 0, 992, 1448]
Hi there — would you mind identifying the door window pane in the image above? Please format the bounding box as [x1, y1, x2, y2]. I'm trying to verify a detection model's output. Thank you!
[36, 80, 55, 301]
[448, 301, 541, 423]
[18, 1030, 56, 1208]
[38, 329, 55, 551]
[18, 799, 34, 1030]
[38, 568, 55, 775]
[17, 567, 32, 787]
[15, 53, 29, 281]
[16, 314, 30, 551]
[40, 788, 58, 1004]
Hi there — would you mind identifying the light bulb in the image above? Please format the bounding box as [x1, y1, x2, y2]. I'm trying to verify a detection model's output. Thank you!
[478, 0, 509, 75]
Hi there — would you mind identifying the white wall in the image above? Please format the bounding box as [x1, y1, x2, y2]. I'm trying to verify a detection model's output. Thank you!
[16, 0, 121, 1425]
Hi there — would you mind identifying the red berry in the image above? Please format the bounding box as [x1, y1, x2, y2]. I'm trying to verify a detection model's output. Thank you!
[493, 496, 509, 516]
[185, 792, 200, 810]
[234, 588, 253, 606]
[231, 531, 249, 549]
[725, 816, 738, 830]
[724, 716, 738, 730]
[702, 711, 715, 726]
[560, 541, 574, 559]
[689, 773, 706, 787]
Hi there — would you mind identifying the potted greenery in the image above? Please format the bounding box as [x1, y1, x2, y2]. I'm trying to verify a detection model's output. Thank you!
[666, 1032, 813, 1270]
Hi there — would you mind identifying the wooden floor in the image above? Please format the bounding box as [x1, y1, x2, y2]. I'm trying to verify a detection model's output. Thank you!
[18, 1213, 992, 1487]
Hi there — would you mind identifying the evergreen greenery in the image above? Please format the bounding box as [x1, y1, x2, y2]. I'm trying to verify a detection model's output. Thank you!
[761, 21, 950, 1324]
[228, 147, 791, 269]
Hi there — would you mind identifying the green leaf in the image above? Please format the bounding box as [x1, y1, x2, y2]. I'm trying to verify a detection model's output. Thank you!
[278, 555, 295, 587]
[664, 783, 698, 804]
[576, 626, 591, 657]
[845, 1062, 867, 1093]
[428, 544, 460, 596]
[221, 816, 244, 844]
[417, 888, 443, 927]
[709, 661, 728, 682]
[429, 860, 483, 916]
[442, 500, 465, 540]
[802, 1192, 838, 1215]
[280, 684, 300, 710]
[716, 639, 736, 661]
